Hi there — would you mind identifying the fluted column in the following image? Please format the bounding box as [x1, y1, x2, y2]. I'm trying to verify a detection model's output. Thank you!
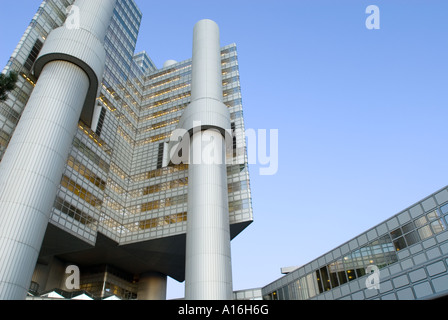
[137, 272, 167, 300]
[0, 0, 117, 300]
[181, 19, 233, 300]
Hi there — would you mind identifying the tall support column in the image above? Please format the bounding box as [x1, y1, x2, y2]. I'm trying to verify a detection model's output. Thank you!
[137, 272, 168, 301]
[180, 19, 233, 300]
[0, 0, 117, 300]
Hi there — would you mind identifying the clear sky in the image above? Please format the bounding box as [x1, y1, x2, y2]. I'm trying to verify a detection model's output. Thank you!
[1, 0, 448, 300]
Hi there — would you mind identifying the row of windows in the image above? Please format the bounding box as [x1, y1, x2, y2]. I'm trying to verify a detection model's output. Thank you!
[141, 178, 188, 196]
[143, 73, 237, 100]
[0, 130, 10, 149]
[54, 196, 97, 228]
[117, 0, 142, 34]
[9, 75, 33, 104]
[72, 137, 110, 173]
[266, 204, 448, 300]
[114, 1, 139, 46]
[109, 162, 128, 182]
[229, 199, 251, 212]
[134, 132, 171, 147]
[101, 84, 240, 143]
[103, 197, 124, 214]
[139, 194, 187, 213]
[128, 106, 243, 149]
[144, 83, 190, 101]
[140, 104, 187, 123]
[88, 160, 248, 202]
[137, 118, 179, 136]
[61, 175, 103, 208]
[0, 21, 48, 160]
[125, 212, 188, 232]
[109, 12, 137, 60]
[145, 62, 191, 82]
[106, 179, 126, 197]
[391, 209, 447, 251]
[67, 155, 107, 191]
[78, 121, 111, 155]
[131, 164, 189, 182]
[146, 76, 181, 90]
[228, 181, 249, 194]
[116, 125, 134, 146]
[139, 65, 238, 112]
[0, 103, 20, 125]
[125, 177, 248, 200]
[23, 39, 43, 72]
[80, 281, 136, 300]
[125, 194, 251, 216]
[267, 235, 399, 300]
[37, 3, 64, 31]
[142, 92, 191, 112]
[60, 192, 251, 235]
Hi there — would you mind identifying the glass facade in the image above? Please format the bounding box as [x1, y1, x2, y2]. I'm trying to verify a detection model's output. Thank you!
[1, 0, 253, 299]
[263, 188, 448, 300]
[0, 0, 72, 158]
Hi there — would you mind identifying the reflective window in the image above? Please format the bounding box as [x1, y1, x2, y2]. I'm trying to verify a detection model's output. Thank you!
[390, 228, 403, 239]
[441, 203, 448, 215]
[264, 201, 448, 300]
[418, 225, 432, 240]
[404, 231, 419, 246]
[393, 237, 407, 251]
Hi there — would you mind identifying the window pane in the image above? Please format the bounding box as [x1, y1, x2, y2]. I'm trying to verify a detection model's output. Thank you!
[356, 268, 366, 278]
[393, 237, 407, 251]
[431, 220, 445, 234]
[441, 204, 448, 215]
[427, 210, 438, 221]
[306, 273, 318, 298]
[390, 228, 402, 239]
[328, 262, 342, 288]
[337, 271, 348, 285]
[320, 267, 332, 291]
[418, 225, 432, 240]
[315, 270, 324, 294]
[347, 269, 357, 281]
[415, 216, 428, 228]
[404, 230, 420, 246]
[402, 222, 415, 234]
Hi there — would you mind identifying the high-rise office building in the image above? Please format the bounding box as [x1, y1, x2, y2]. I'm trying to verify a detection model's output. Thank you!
[0, 0, 253, 300]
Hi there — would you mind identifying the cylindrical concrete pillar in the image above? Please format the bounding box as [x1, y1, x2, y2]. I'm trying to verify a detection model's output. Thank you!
[31, 257, 67, 295]
[66, 0, 116, 43]
[183, 19, 233, 300]
[0, 61, 89, 299]
[185, 129, 233, 300]
[0, 0, 117, 300]
[190, 20, 224, 102]
[137, 272, 167, 300]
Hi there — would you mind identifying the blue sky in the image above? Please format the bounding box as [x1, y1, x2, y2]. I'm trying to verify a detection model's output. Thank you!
[1, 1, 448, 300]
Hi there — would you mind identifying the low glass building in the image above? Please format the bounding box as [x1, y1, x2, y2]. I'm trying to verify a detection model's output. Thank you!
[263, 186, 448, 300]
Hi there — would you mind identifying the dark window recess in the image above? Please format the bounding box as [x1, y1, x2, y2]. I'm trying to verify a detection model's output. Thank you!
[95, 107, 107, 136]
[24, 39, 43, 71]
[157, 143, 164, 169]
[231, 122, 237, 156]
[177, 145, 183, 159]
